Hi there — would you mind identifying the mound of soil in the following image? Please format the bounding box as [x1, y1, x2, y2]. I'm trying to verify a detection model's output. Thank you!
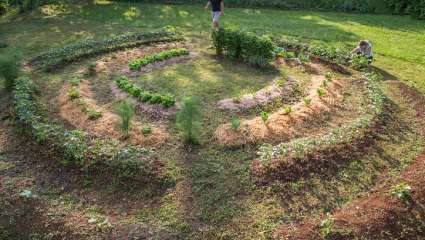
[217, 76, 298, 112]
[56, 81, 170, 146]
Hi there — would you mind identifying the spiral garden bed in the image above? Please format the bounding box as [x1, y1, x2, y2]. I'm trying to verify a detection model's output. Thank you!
[5, 25, 425, 239]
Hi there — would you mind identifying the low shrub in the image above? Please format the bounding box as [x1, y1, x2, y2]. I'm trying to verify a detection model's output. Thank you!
[351, 54, 370, 71]
[116, 76, 176, 107]
[30, 29, 183, 71]
[0, 49, 20, 91]
[115, 100, 135, 138]
[13, 76, 172, 184]
[176, 97, 202, 144]
[212, 27, 275, 68]
[129, 48, 189, 71]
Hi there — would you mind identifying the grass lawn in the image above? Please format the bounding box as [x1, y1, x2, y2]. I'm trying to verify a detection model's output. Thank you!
[1, 2, 425, 239]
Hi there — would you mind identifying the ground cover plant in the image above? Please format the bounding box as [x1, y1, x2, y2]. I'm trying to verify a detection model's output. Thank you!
[129, 47, 189, 70]
[1, 1, 425, 239]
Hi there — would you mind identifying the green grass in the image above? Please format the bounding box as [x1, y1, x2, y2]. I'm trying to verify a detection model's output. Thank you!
[1, 2, 425, 239]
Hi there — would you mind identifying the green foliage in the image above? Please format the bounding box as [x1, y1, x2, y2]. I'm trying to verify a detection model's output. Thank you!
[116, 76, 176, 107]
[391, 182, 412, 202]
[69, 77, 81, 86]
[325, 72, 333, 81]
[0, 49, 20, 91]
[317, 88, 326, 97]
[282, 106, 293, 115]
[141, 125, 152, 136]
[261, 111, 269, 123]
[115, 100, 135, 138]
[12, 76, 173, 184]
[67, 87, 80, 100]
[129, 48, 189, 70]
[211, 27, 275, 68]
[303, 97, 312, 106]
[231, 116, 241, 131]
[351, 54, 370, 70]
[319, 214, 336, 238]
[30, 30, 182, 71]
[284, 51, 296, 59]
[176, 97, 202, 144]
[86, 108, 103, 120]
[298, 53, 310, 64]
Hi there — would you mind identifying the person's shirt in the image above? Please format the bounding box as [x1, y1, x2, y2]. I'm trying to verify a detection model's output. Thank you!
[210, 0, 222, 12]
[353, 41, 373, 58]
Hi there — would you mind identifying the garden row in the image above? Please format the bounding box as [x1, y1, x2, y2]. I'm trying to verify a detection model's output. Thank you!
[116, 76, 176, 108]
[129, 48, 189, 70]
[12, 76, 175, 185]
[252, 72, 387, 183]
[30, 29, 183, 71]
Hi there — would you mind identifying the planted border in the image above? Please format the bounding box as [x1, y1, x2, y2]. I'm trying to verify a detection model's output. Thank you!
[129, 48, 189, 71]
[211, 27, 275, 68]
[116, 76, 176, 108]
[30, 30, 183, 71]
[252, 72, 387, 183]
[13, 76, 175, 185]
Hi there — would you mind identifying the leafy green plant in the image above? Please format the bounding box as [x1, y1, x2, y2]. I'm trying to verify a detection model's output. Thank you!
[129, 48, 189, 71]
[261, 111, 269, 123]
[115, 100, 135, 139]
[319, 214, 336, 238]
[0, 49, 20, 91]
[298, 53, 310, 64]
[176, 97, 202, 144]
[317, 88, 326, 97]
[86, 108, 102, 120]
[69, 77, 81, 86]
[31, 30, 182, 71]
[67, 87, 80, 100]
[351, 54, 369, 70]
[391, 182, 412, 202]
[283, 106, 293, 115]
[231, 116, 241, 131]
[304, 97, 312, 106]
[284, 51, 296, 59]
[141, 125, 152, 136]
[325, 72, 333, 81]
[116, 76, 176, 108]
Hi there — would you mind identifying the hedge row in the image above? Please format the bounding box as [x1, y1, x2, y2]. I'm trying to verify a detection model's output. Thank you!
[129, 48, 189, 71]
[30, 30, 183, 71]
[116, 76, 176, 108]
[115, 0, 425, 19]
[252, 72, 387, 182]
[211, 27, 275, 68]
[13, 76, 175, 185]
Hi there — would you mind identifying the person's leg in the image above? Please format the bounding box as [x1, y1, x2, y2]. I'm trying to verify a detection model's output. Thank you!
[212, 12, 220, 28]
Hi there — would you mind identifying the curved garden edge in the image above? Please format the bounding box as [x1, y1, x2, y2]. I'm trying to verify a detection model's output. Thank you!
[251, 72, 387, 183]
[272, 81, 425, 239]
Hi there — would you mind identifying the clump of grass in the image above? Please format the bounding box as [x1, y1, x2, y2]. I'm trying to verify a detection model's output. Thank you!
[0, 49, 20, 91]
[304, 97, 312, 106]
[115, 100, 135, 139]
[282, 106, 293, 115]
[261, 111, 269, 123]
[176, 97, 202, 144]
[231, 116, 241, 131]
[141, 125, 152, 136]
[317, 88, 326, 98]
[67, 87, 80, 100]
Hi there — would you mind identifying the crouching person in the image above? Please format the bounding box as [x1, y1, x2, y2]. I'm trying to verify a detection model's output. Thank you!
[351, 40, 373, 63]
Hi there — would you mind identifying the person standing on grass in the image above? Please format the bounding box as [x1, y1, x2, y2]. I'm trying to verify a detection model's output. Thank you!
[205, 0, 224, 28]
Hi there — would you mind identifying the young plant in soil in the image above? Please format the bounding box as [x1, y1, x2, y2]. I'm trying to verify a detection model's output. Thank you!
[304, 97, 312, 106]
[176, 97, 202, 144]
[391, 182, 412, 203]
[325, 71, 333, 81]
[0, 49, 20, 91]
[85, 62, 97, 77]
[67, 87, 80, 100]
[261, 111, 269, 123]
[317, 88, 326, 98]
[141, 125, 152, 136]
[282, 106, 293, 115]
[115, 100, 135, 139]
[86, 108, 102, 120]
[231, 116, 241, 131]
